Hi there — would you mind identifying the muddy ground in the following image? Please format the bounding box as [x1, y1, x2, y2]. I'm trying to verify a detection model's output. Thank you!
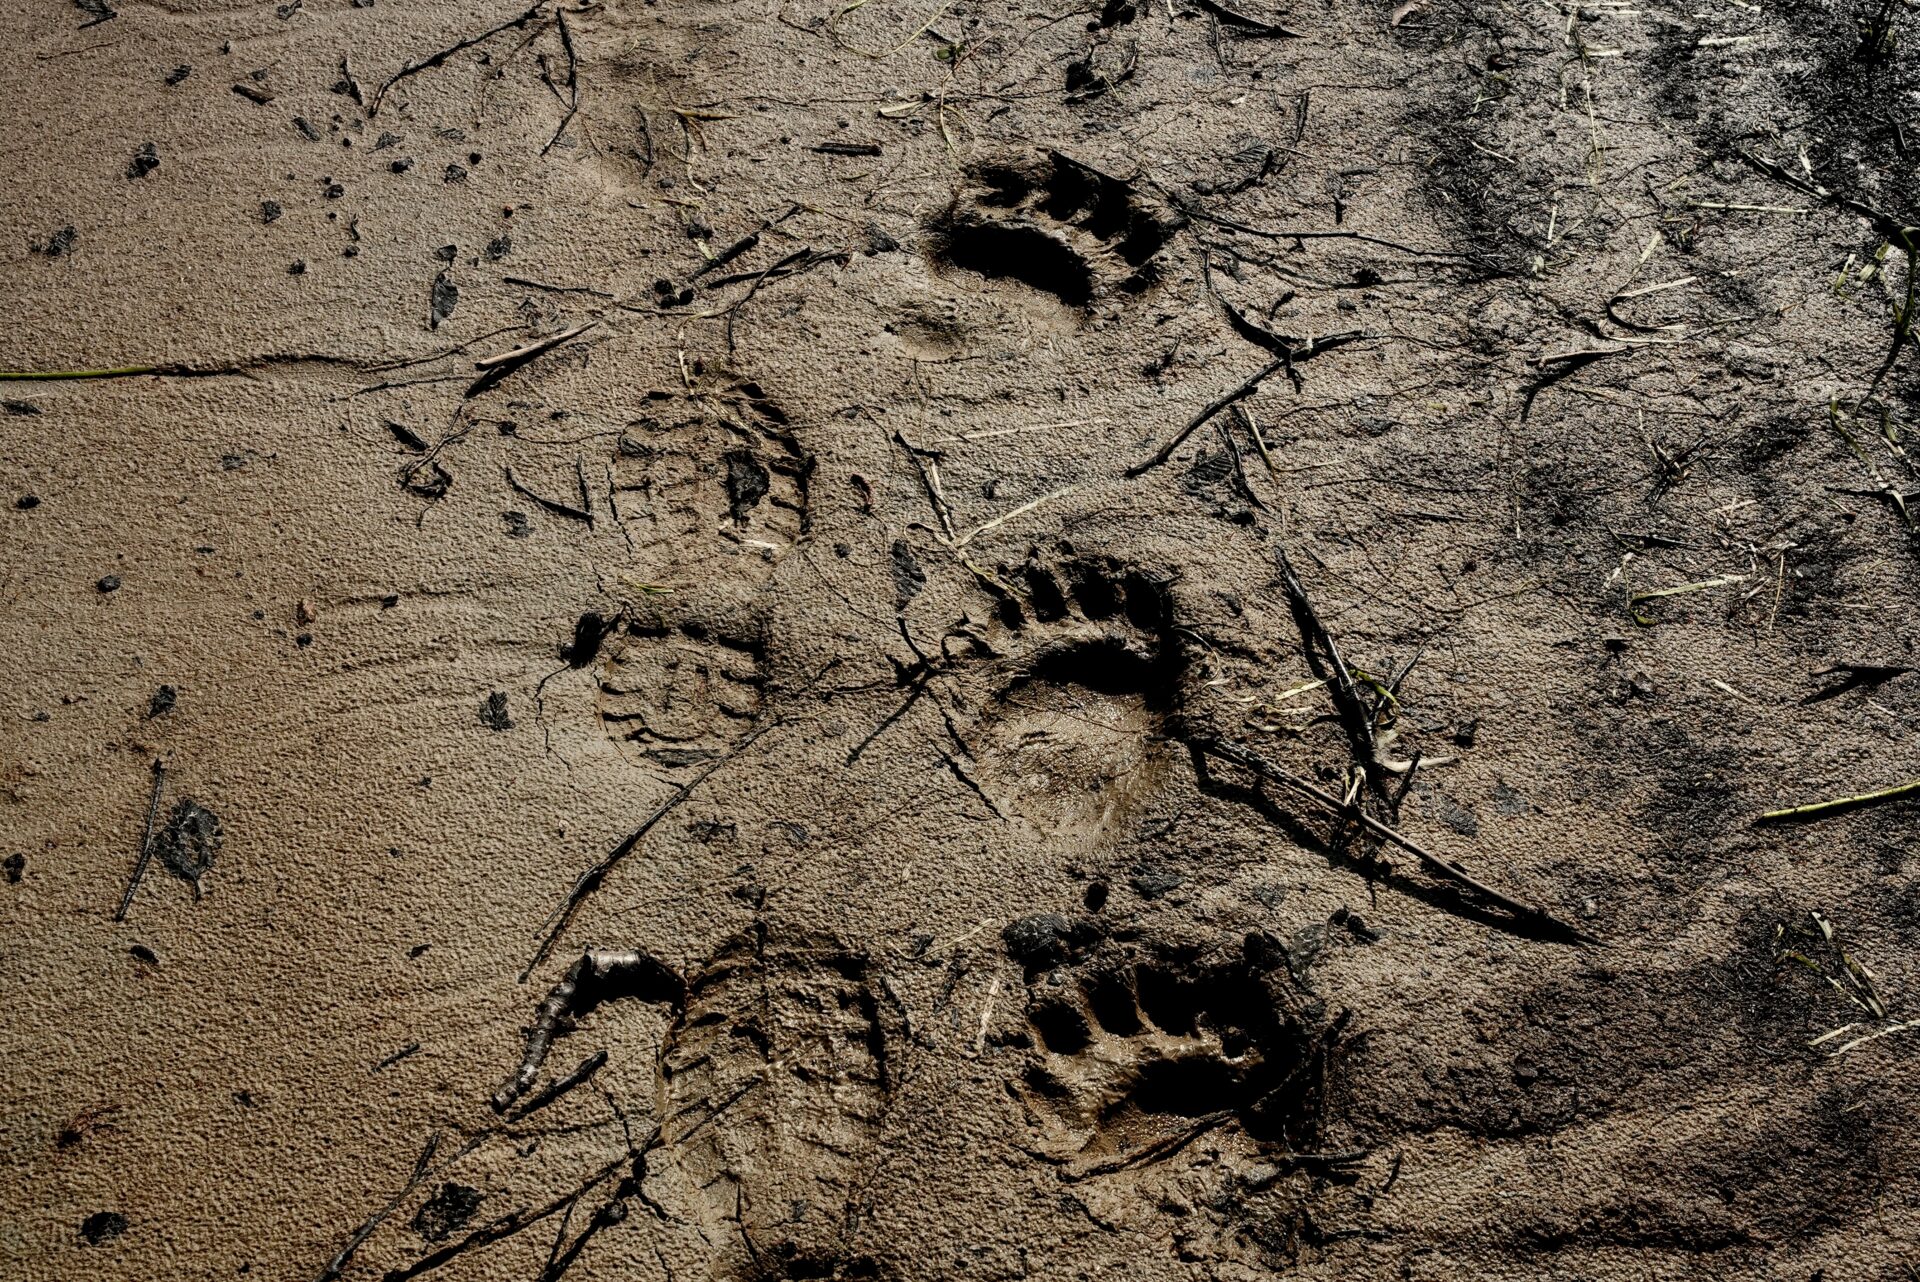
[6, 0, 1920, 1277]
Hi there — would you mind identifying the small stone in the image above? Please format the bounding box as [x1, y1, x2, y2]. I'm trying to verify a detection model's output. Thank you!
[1129, 869, 1184, 900]
[96, 575, 120, 593]
[295, 599, 316, 625]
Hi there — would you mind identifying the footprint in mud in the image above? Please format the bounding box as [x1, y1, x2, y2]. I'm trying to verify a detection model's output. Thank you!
[648, 930, 896, 1279]
[608, 374, 811, 591]
[337, 931, 895, 1282]
[927, 151, 1185, 310]
[591, 374, 799, 771]
[594, 613, 766, 772]
[963, 550, 1182, 846]
[1010, 933, 1326, 1178]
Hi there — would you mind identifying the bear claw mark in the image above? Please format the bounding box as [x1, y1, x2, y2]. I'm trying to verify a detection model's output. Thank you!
[961, 550, 1185, 840]
[1011, 934, 1337, 1179]
[928, 151, 1185, 308]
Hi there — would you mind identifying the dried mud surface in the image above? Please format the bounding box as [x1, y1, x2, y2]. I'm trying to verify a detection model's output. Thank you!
[6, 0, 1920, 1277]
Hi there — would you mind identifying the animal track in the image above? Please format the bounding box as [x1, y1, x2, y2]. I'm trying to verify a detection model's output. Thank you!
[964, 550, 1182, 843]
[648, 930, 896, 1278]
[346, 931, 895, 1281]
[595, 615, 766, 771]
[927, 151, 1184, 309]
[608, 375, 811, 590]
[1012, 934, 1326, 1177]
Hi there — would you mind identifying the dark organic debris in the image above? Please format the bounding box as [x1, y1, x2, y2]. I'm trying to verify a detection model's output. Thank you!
[1003, 913, 1104, 972]
[723, 448, 771, 522]
[74, 0, 116, 27]
[559, 612, 619, 668]
[410, 1182, 483, 1243]
[479, 691, 512, 730]
[494, 946, 684, 1112]
[429, 272, 458, 330]
[4, 854, 23, 883]
[79, 1211, 127, 1245]
[147, 685, 177, 718]
[30, 226, 76, 258]
[156, 800, 221, 899]
[126, 144, 158, 180]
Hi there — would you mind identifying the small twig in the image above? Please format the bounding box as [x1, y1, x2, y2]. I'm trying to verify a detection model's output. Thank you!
[538, 9, 580, 156]
[385, 1155, 628, 1282]
[1198, 738, 1591, 941]
[368, 0, 547, 117]
[317, 1131, 445, 1281]
[506, 466, 593, 524]
[467, 320, 596, 397]
[509, 1049, 609, 1120]
[1758, 776, 1920, 823]
[113, 758, 166, 922]
[1127, 357, 1286, 477]
[894, 430, 957, 541]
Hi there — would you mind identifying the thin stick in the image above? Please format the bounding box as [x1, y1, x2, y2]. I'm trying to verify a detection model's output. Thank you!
[318, 1131, 445, 1282]
[1758, 776, 1920, 823]
[894, 430, 957, 541]
[1126, 357, 1285, 477]
[506, 466, 592, 524]
[1, 365, 158, 381]
[521, 660, 836, 978]
[1199, 738, 1590, 940]
[114, 758, 166, 922]
[368, 0, 547, 117]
